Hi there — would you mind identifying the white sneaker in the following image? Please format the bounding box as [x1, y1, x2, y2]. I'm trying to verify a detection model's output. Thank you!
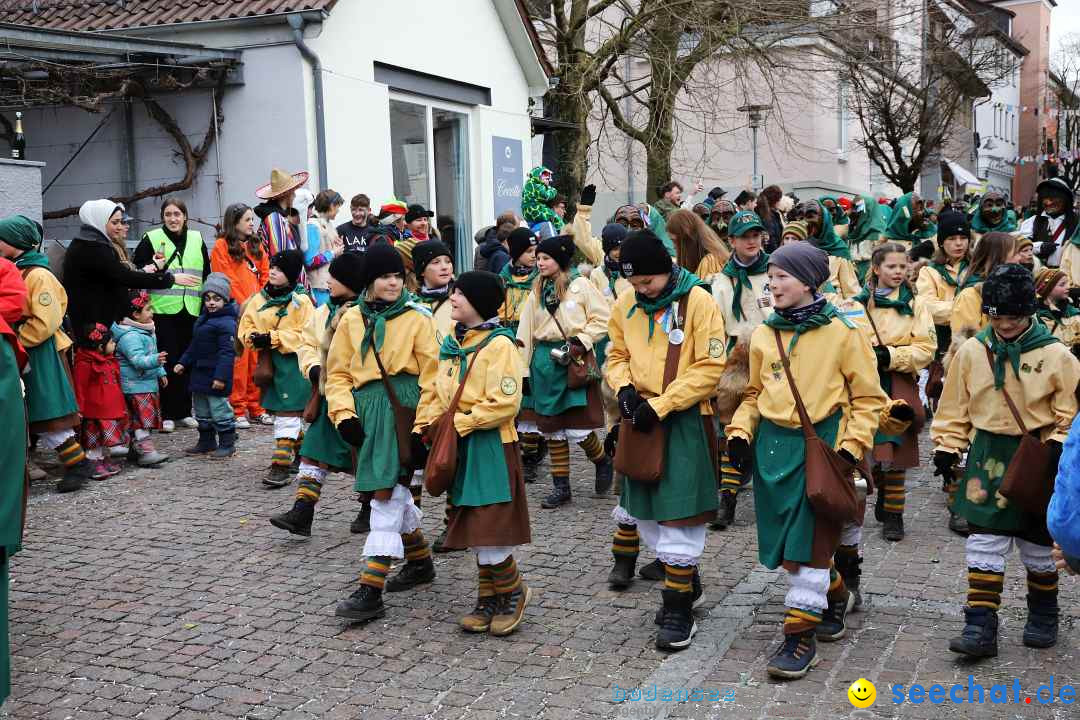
[235, 416, 252, 430]
[180, 416, 199, 429]
[161, 420, 176, 433]
[109, 445, 129, 458]
[258, 414, 275, 425]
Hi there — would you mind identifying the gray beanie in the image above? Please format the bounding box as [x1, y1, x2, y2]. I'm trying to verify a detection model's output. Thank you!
[202, 272, 232, 301]
[767, 242, 830, 291]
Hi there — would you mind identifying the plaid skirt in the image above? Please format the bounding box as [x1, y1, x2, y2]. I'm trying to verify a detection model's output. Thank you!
[125, 392, 162, 431]
[81, 418, 129, 450]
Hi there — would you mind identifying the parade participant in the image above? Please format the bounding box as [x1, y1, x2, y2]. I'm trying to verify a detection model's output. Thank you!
[589, 223, 632, 305]
[950, 232, 1020, 339]
[304, 190, 345, 307]
[414, 271, 533, 635]
[327, 243, 439, 621]
[779, 221, 809, 246]
[516, 234, 613, 505]
[882, 192, 932, 252]
[727, 242, 886, 679]
[932, 264, 1079, 658]
[521, 166, 564, 231]
[411, 239, 455, 342]
[820, 196, 848, 240]
[254, 168, 308, 256]
[1023, 178, 1077, 269]
[970, 191, 1018, 244]
[795, 200, 860, 301]
[0, 216, 95, 491]
[565, 184, 605, 268]
[73, 323, 128, 478]
[1034, 267, 1080, 351]
[710, 210, 772, 530]
[710, 200, 736, 241]
[336, 194, 372, 253]
[174, 273, 238, 459]
[666, 209, 730, 282]
[406, 204, 435, 242]
[1016, 237, 1041, 275]
[270, 253, 366, 537]
[211, 203, 272, 428]
[111, 291, 169, 467]
[612, 203, 674, 257]
[237, 250, 314, 487]
[843, 244, 934, 542]
[846, 196, 888, 283]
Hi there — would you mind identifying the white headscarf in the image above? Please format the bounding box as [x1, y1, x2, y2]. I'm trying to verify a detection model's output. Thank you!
[79, 199, 124, 239]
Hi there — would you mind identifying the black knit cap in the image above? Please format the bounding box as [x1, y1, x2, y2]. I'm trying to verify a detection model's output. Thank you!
[454, 270, 506, 321]
[270, 249, 304, 287]
[411, 239, 452, 279]
[619, 229, 672, 277]
[982, 263, 1036, 317]
[360, 242, 405, 289]
[537, 233, 576, 270]
[601, 223, 628, 255]
[936, 210, 970, 245]
[328, 252, 366, 295]
[507, 227, 537, 262]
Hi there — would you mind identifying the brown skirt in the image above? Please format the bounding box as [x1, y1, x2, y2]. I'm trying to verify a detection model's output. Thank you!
[535, 382, 604, 433]
[872, 372, 924, 470]
[444, 443, 532, 548]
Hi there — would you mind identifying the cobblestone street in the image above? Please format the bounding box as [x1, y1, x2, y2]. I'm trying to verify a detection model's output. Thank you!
[3, 426, 1078, 720]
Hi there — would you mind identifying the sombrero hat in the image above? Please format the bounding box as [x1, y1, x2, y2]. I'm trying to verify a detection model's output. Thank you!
[255, 168, 310, 200]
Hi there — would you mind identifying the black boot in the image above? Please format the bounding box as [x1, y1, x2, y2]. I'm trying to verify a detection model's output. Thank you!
[949, 607, 999, 658]
[212, 429, 237, 459]
[541, 476, 571, 508]
[948, 510, 970, 537]
[816, 590, 854, 642]
[385, 557, 436, 592]
[521, 436, 547, 467]
[262, 464, 292, 488]
[56, 458, 94, 493]
[655, 589, 696, 651]
[350, 501, 371, 534]
[882, 512, 904, 541]
[834, 553, 864, 611]
[269, 499, 314, 537]
[185, 427, 217, 455]
[638, 558, 664, 581]
[767, 630, 819, 679]
[593, 457, 613, 496]
[608, 555, 636, 589]
[335, 584, 385, 622]
[873, 487, 885, 522]
[655, 568, 704, 624]
[709, 491, 737, 530]
[1023, 590, 1059, 649]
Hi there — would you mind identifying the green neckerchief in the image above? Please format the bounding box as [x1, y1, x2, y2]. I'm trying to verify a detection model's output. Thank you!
[13, 250, 50, 270]
[808, 200, 851, 260]
[499, 264, 539, 291]
[539, 269, 581, 311]
[853, 284, 915, 317]
[975, 320, 1060, 389]
[626, 267, 706, 339]
[847, 196, 887, 245]
[883, 193, 927, 243]
[325, 298, 356, 329]
[1037, 300, 1080, 332]
[914, 221, 938, 240]
[359, 291, 414, 360]
[439, 326, 517, 381]
[971, 207, 1019, 234]
[764, 301, 840, 353]
[928, 260, 968, 288]
[604, 266, 620, 297]
[259, 285, 299, 318]
[721, 251, 769, 321]
[959, 271, 984, 291]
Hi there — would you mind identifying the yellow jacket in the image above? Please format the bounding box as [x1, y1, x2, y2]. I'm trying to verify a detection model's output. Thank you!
[298, 302, 331, 378]
[694, 253, 726, 282]
[605, 285, 726, 419]
[710, 268, 772, 341]
[516, 274, 611, 373]
[588, 266, 632, 307]
[237, 289, 316, 355]
[835, 290, 935, 375]
[424, 296, 454, 344]
[568, 204, 604, 267]
[414, 328, 523, 442]
[1036, 303, 1080, 347]
[1060, 243, 1080, 289]
[931, 333, 1080, 450]
[915, 262, 963, 326]
[821, 256, 861, 302]
[499, 272, 537, 327]
[727, 316, 888, 460]
[950, 286, 988, 336]
[17, 265, 71, 351]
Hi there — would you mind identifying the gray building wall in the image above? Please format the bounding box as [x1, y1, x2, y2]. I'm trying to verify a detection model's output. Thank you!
[0, 159, 45, 223]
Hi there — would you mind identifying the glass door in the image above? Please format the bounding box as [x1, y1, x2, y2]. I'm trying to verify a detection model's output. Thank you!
[432, 108, 471, 270]
[389, 100, 430, 207]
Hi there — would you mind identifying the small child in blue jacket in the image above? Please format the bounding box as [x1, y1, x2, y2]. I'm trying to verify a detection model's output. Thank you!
[175, 272, 239, 458]
[111, 290, 169, 467]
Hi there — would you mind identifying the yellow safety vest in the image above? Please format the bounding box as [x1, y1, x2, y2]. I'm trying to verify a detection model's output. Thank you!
[147, 228, 205, 316]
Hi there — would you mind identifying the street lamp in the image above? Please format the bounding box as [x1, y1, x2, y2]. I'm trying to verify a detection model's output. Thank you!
[737, 104, 771, 191]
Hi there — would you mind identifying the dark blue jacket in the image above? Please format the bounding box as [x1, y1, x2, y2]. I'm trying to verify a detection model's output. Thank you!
[178, 301, 238, 396]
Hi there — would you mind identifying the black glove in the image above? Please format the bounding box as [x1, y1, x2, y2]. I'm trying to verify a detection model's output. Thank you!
[618, 385, 643, 419]
[580, 183, 597, 207]
[909, 240, 935, 261]
[410, 432, 430, 468]
[522, 377, 532, 397]
[1069, 287, 1080, 305]
[603, 423, 620, 457]
[250, 332, 272, 349]
[1037, 240, 1057, 261]
[632, 400, 659, 432]
[726, 437, 751, 474]
[874, 346, 891, 371]
[308, 365, 320, 386]
[933, 450, 958, 479]
[337, 417, 365, 447]
[889, 402, 916, 423]
[1049, 438, 1063, 465]
[838, 448, 858, 466]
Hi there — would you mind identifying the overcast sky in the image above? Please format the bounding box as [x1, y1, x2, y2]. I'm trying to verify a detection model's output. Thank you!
[1051, 1, 1080, 55]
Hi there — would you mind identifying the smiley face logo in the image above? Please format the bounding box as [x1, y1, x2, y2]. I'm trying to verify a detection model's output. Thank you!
[847, 678, 876, 708]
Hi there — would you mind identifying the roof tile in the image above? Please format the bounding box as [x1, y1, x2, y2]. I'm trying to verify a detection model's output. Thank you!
[0, 0, 335, 31]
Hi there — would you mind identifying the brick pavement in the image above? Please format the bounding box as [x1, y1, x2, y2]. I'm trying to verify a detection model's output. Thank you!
[2, 428, 1078, 720]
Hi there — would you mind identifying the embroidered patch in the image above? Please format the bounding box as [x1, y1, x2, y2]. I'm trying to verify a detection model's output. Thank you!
[500, 377, 518, 396]
[1034, 359, 1045, 373]
[1021, 363, 1032, 373]
[770, 361, 783, 380]
[708, 338, 723, 358]
[38, 292, 52, 307]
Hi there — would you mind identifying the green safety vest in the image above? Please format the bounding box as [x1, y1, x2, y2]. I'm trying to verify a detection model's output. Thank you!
[147, 228, 205, 315]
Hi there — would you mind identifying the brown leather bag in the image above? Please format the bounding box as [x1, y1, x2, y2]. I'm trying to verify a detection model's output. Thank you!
[863, 303, 926, 433]
[926, 360, 945, 401]
[774, 330, 861, 524]
[984, 346, 1056, 514]
[423, 356, 480, 497]
[253, 350, 274, 389]
[369, 339, 416, 470]
[550, 313, 602, 389]
[613, 300, 687, 484]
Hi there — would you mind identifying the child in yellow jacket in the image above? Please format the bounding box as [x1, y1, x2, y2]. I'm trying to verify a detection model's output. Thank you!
[1034, 267, 1080, 351]
[950, 232, 1020, 339]
[588, 223, 633, 306]
[237, 250, 314, 487]
[931, 264, 1080, 659]
[414, 271, 532, 636]
[727, 243, 887, 680]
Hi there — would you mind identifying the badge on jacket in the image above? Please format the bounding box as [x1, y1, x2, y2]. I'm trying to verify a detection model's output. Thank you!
[500, 377, 518, 396]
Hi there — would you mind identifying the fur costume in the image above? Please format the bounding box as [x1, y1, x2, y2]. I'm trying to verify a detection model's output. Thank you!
[943, 326, 977, 375]
[714, 329, 755, 425]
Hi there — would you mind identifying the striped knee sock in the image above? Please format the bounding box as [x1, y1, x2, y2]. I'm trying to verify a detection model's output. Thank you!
[578, 432, 605, 463]
[549, 438, 570, 478]
[883, 469, 905, 514]
[826, 564, 848, 603]
[945, 478, 959, 509]
[719, 450, 742, 494]
[402, 529, 431, 563]
[612, 523, 640, 559]
[291, 431, 305, 454]
[520, 432, 539, 456]
[783, 607, 822, 635]
[296, 475, 323, 503]
[664, 563, 694, 593]
[966, 567, 1004, 610]
[57, 437, 87, 468]
[1026, 569, 1059, 606]
[360, 556, 391, 590]
[477, 562, 496, 599]
[272, 437, 293, 467]
[491, 555, 522, 596]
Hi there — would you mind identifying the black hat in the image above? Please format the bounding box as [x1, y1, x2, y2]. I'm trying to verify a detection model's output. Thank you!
[708, 186, 726, 200]
[453, 270, 506, 321]
[1036, 177, 1074, 204]
[405, 204, 434, 223]
[361, 242, 405, 289]
[601, 223, 628, 255]
[270, 249, 304, 287]
[936, 210, 970, 246]
[619, 229, 672, 277]
[411, 239, 452, 279]
[507, 227, 537, 262]
[328, 252, 366, 295]
[982, 263, 1036, 317]
[537, 234, 576, 270]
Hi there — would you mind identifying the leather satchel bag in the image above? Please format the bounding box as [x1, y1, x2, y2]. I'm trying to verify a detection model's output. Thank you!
[424, 358, 479, 497]
[613, 300, 687, 484]
[253, 350, 274, 389]
[369, 337, 416, 470]
[774, 330, 861, 524]
[985, 346, 1056, 514]
[550, 313, 602, 389]
[863, 305, 926, 433]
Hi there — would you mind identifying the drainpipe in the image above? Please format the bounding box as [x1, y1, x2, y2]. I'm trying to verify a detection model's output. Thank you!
[288, 14, 328, 188]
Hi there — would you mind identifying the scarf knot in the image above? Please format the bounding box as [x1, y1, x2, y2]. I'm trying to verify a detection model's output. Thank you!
[721, 252, 769, 321]
[975, 321, 1060, 389]
[359, 292, 413, 359]
[626, 267, 706, 339]
[439, 325, 516, 381]
[763, 297, 835, 352]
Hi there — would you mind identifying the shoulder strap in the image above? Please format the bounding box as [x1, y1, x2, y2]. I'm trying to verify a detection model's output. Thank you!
[365, 317, 406, 413]
[773, 329, 819, 440]
[444, 334, 506, 418]
[983, 344, 1029, 434]
[661, 299, 688, 392]
[859, 296, 888, 348]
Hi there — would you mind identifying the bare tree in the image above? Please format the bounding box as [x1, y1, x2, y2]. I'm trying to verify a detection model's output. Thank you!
[1051, 33, 1080, 190]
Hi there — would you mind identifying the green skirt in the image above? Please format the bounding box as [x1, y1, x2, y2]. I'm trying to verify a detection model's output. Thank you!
[299, 396, 353, 471]
[529, 339, 588, 417]
[25, 337, 78, 423]
[1, 337, 26, 708]
[351, 374, 420, 492]
[450, 428, 512, 507]
[954, 429, 1028, 532]
[620, 407, 718, 522]
[260, 350, 310, 413]
[753, 412, 841, 569]
[873, 371, 902, 447]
